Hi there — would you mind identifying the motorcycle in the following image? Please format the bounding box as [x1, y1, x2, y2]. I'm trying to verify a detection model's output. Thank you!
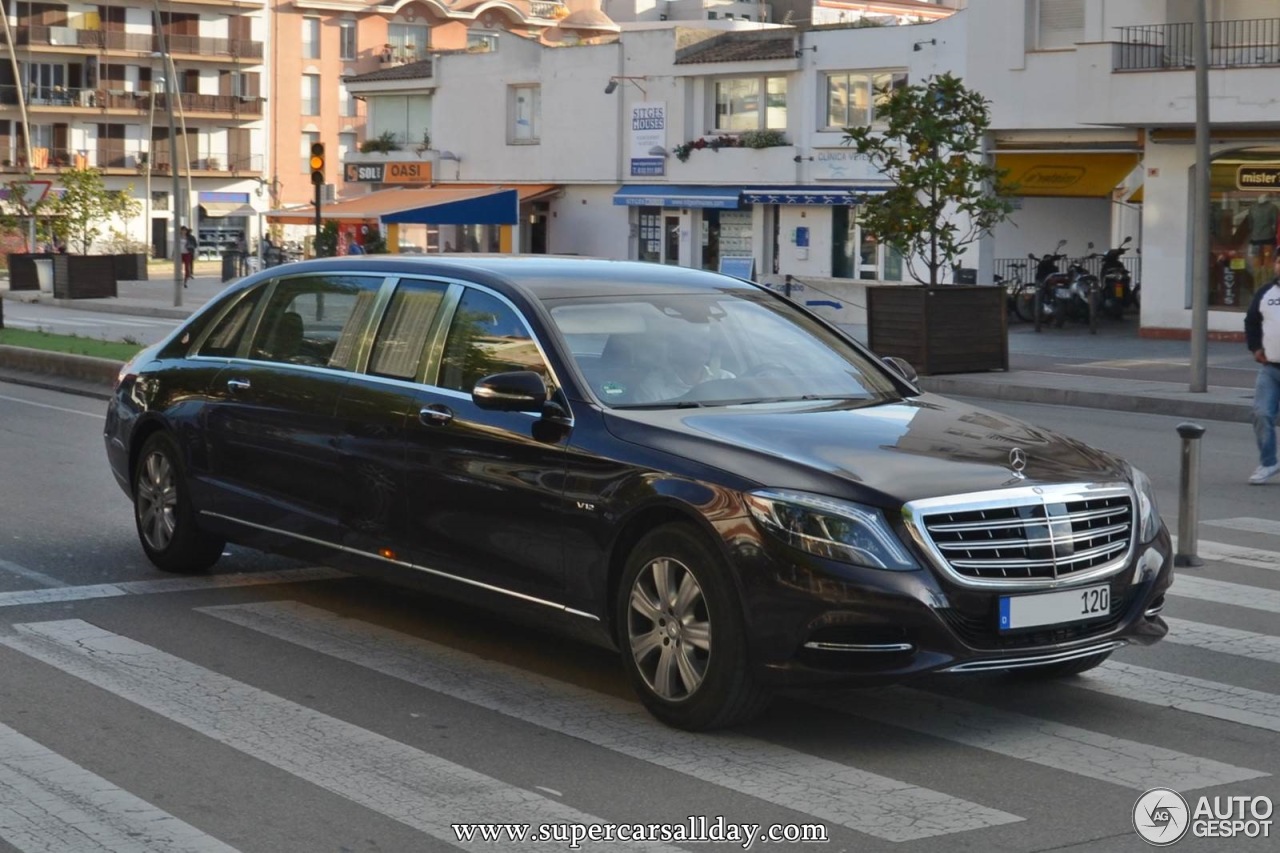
[1028, 239, 1070, 329]
[1056, 248, 1102, 329]
[1098, 236, 1136, 319]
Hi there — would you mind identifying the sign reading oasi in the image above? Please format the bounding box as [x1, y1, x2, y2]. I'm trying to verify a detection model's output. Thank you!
[344, 161, 433, 183]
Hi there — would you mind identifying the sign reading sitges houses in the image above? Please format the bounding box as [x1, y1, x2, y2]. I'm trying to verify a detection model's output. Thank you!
[630, 102, 666, 177]
[345, 161, 433, 183]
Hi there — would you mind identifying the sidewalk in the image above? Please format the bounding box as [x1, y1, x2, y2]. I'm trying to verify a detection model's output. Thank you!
[0, 272, 1261, 423]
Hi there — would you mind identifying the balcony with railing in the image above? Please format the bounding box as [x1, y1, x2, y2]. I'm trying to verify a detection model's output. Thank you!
[0, 85, 264, 118]
[528, 1, 568, 20]
[12, 26, 264, 61]
[1114, 18, 1280, 71]
[0, 147, 264, 175]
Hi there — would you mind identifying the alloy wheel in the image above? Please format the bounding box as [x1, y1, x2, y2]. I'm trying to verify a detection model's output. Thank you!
[626, 556, 712, 701]
[136, 450, 177, 552]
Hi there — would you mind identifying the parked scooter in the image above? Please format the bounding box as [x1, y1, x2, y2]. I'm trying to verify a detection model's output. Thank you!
[1056, 247, 1102, 331]
[1028, 239, 1070, 330]
[1098, 236, 1135, 319]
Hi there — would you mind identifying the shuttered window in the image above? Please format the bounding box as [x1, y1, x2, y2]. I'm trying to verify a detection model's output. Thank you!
[1037, 0, 1084, 50]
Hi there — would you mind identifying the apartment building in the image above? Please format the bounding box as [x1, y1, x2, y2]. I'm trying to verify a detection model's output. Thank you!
[271, 0, 581, 250]
[0, 0, 268, 257]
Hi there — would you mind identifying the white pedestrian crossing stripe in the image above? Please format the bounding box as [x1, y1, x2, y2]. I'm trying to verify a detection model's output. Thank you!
[1080, 662, 1280, 734]
[0, 567, 346, 609]
[1164, 617, 1280, 665]
[0, 619, 684, 853]
[817, 688, 1264, 790]
[201, 600, 1023, 841]
[0, 721, 239, 853]
[1169, 576, 1280, 614]
[1203, 517, 1280, 539]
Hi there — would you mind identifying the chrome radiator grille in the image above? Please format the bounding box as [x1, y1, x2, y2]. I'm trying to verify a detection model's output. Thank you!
[915, 490, 1133, 583]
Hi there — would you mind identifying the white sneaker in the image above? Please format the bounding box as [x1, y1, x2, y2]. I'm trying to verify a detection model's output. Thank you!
[1249, 463, 1280, 484]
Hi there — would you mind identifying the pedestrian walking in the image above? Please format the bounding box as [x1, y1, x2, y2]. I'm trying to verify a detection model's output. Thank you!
[1244, 252, 1280, 484]
[180, 226, 196, 286]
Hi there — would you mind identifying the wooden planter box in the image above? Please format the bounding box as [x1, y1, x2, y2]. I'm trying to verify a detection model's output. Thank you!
[112, 253, 148, 281]
[52, 254, 118, 299]
[867, 285, 1008, 375]
[6, 253, 55, 291]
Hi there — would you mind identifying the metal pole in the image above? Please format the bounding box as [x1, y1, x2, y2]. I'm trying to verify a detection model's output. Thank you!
[0, 0, 37, 250]
[784, 273, 792, 299]
[152, 2, 182, 307]
[1174, 422, 1206, 568]
[1189, 0, 1210, 392]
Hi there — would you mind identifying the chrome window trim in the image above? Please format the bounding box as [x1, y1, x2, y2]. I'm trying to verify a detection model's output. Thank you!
[902, 482, 1136, 591]
[941, 640, 1126, 673]
[200, 510, 599, 622]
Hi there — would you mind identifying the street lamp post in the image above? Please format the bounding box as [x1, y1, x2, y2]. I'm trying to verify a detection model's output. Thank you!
[152, 4, 183, 307]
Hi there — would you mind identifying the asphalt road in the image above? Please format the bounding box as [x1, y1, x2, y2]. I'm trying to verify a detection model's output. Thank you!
[0, 300, 180, 346]
[0, 382, 1277, 852]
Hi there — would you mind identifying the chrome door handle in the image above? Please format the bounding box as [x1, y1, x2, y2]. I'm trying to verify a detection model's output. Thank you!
[226, 378, 251, 393]
[419, 405, 454, 426]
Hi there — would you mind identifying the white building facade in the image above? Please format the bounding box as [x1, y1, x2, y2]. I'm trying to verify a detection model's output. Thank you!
[343, 0, 1280, 339]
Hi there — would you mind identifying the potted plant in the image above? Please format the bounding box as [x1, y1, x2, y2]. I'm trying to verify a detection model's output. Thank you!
[844, 73, 1017, 375]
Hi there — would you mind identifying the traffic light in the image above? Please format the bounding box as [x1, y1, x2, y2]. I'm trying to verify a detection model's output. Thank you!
[309, 142, 325, 186]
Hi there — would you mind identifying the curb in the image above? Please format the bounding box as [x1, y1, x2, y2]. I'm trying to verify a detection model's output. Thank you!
[917, 375, 1254, 424]
[0, 346, 122, 400]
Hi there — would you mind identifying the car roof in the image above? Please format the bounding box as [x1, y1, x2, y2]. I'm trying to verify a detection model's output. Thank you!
[245, 255, 760, 301]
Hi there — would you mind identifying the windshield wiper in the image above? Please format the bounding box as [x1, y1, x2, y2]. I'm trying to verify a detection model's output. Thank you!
[613, 401, 706, 410]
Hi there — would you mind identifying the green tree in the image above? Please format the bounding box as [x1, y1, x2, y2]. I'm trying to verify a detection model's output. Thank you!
[0, 179, 55, 251]
[313, 220, 339, 257]
[842, 72, 1016, 286]
[50, 168, 141, 254]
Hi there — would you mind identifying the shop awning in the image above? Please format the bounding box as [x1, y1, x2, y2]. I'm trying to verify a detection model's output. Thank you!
[995, 152, 1141, 198]
[741, 186, 886, 205]
[265, 186, 523, 225]
[612, 185, 742, 209]
[199, 202, 257, 218]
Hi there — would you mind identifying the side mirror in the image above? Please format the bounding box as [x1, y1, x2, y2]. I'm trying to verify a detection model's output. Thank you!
[1028, 253, 1037, 260]
[1122, 236, 1133, 245]
[1056, 239, 1068, 250]
[1087, 241, 1095, 250]
[472, 371, 548, 413]
[883, 356, 919, 386]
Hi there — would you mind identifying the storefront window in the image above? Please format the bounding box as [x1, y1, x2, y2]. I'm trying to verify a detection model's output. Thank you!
[638, 207, 661, 262]
[1209, 155, 1280, 309]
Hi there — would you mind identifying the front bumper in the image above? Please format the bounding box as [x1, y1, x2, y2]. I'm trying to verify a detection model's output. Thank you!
[728, 525, 1174, 688]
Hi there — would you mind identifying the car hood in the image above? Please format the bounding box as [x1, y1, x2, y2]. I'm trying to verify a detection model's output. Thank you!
[604, 394, 1128, 504]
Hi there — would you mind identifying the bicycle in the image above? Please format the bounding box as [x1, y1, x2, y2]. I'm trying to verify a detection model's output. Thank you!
[999, 262, 1037, 322]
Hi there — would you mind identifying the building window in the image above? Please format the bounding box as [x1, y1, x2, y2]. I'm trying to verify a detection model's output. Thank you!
[510, 84, 540, 144]
[301, 74, 320, 116]
[825, 71, 907, 129]
[340, 84, 359, 118]
[388, 24, 429, 63]
[301, 131, 319, 173]
[713, 76, 786, 133]
[339, 20, 357, 61]
[338, 131, 357, 164]
[831, 207, 904, 282]
[1036, 0, 1084, 50]
[302, 17, 321, 60]
[467, 30, 498, 53]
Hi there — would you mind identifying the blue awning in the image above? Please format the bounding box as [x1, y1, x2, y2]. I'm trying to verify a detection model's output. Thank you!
[741, 186, 886, 205]
[381, 188, 519, 225]
[613, 185, 742, 209]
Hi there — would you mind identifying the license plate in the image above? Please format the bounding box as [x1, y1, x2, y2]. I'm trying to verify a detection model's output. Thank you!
[999, 584, 1110, 631]
[1055, 287, 1072, 300]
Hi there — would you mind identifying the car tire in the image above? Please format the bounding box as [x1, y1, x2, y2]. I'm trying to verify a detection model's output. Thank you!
[617, 523, 770, 731]
[1013, 650, 1112, 679]
[133, 433, 224, 574]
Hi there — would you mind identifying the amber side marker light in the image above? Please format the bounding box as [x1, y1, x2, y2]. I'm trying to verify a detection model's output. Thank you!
[379, 548, 397, 561]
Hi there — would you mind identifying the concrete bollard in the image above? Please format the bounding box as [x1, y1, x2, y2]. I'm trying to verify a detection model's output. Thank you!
[1174, 422, 1207, 567]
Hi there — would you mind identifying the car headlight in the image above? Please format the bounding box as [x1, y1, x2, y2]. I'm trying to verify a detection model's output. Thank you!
[745, 489, 919, 570]
[1131, 466, 1161, 544]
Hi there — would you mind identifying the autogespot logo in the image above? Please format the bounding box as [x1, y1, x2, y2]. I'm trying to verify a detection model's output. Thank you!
[1134, 788, 1190, 846]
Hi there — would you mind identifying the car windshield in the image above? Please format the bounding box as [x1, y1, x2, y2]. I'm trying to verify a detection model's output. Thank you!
[545, 289, 902, 408]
